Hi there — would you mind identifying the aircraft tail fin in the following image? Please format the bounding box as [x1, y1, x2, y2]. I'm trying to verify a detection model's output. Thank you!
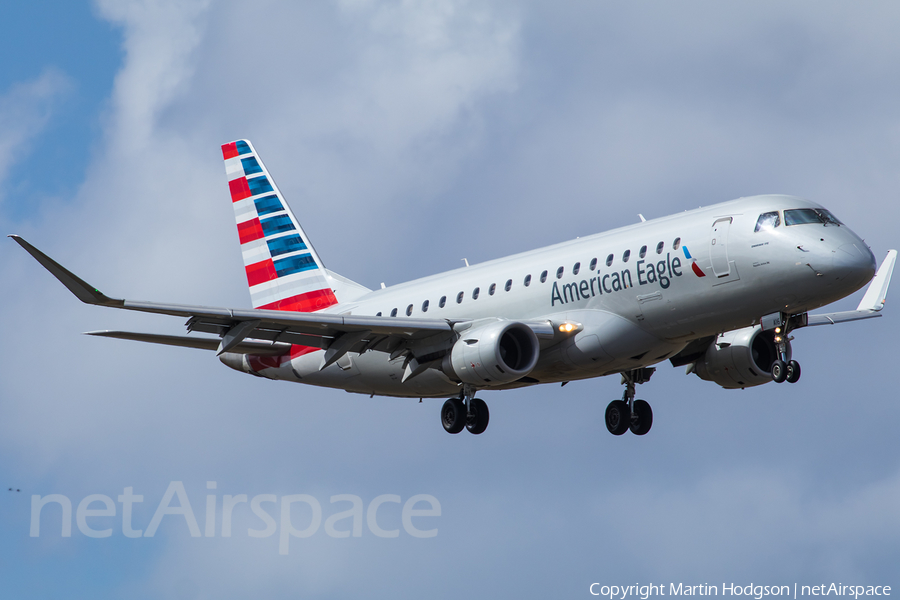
[222, 139, 343, 312]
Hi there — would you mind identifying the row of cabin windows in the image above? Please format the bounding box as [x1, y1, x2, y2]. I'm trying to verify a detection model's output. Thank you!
[375, 238, 682, 317]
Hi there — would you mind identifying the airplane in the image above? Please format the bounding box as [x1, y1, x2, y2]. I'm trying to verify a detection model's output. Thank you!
[11, 139, 896, 436]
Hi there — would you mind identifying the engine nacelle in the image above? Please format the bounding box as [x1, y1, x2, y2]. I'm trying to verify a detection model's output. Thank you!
[443, 321, 540, 386]
[693, 325, 791, 389]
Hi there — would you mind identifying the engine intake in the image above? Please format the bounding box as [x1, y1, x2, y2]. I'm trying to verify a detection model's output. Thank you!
[693, 325, 791, 389]
[443, 321, 540, 386]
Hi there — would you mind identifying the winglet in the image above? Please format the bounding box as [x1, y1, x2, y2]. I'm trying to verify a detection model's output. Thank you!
[857, 249, 896, 312]
[8, 235, 124, 307]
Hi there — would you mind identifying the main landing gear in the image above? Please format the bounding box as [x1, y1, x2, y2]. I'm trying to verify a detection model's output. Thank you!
[441, 385, 489, 435]
[605, 368, 655, 436]
[769, 315, 801, 385]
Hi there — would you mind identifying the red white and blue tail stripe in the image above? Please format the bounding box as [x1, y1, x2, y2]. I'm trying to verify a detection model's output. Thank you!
[222, 139, 339, 312]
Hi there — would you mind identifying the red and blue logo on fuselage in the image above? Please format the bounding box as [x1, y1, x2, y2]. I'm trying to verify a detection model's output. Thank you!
[682, 246, 706, 277]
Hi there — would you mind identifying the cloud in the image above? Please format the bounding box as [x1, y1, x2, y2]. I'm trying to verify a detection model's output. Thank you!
[94, 0, 211, 154]
[0, 68, 71, 199]
[0, 0, 525, 473]
[3, 1, 900, 596]
[596, 467, 900, 581]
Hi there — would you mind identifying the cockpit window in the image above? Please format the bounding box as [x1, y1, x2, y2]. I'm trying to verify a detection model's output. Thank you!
[784, 208, 842, 227]
[754, 211, 781, 232]
[818, 209, 842, 225]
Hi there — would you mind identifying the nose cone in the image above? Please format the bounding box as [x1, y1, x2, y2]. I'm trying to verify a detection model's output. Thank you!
[833, 243, 877, 291]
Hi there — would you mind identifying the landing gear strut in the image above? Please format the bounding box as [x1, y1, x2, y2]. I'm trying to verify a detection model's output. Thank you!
[605, 368, 655, 436]
[441, 385, 489, 435]
[769, 313, 801, 385]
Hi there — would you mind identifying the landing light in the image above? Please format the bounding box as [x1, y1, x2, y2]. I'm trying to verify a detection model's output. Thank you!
[559, 322, 578, 333]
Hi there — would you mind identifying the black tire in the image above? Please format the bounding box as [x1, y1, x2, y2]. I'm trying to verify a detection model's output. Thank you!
[771, 359, 787, 383]
[786, 360, 801, 384]
[605, 400, 630, 436]
[630, 400, 653, 436]
[441, 398, 466, 434]
[465, 398, 490, 435]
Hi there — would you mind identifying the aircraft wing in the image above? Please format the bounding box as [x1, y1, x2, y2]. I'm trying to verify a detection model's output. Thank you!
[10, 235, 455, 365]
[84, 330, 294, 355]
[806, 249, 896, 326]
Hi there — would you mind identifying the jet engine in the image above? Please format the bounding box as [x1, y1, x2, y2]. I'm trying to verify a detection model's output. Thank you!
[693, 325, 791, 389]
[442, 321, 540, 386]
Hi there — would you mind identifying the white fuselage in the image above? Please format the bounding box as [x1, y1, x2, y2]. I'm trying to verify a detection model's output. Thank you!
[254, 195, 875, 398]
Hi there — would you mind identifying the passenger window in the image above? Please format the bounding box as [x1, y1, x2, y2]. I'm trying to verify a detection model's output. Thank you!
[754, 211, 781, 232]
[556, 266, 564, 279]
[589, 257, 597, 271]
[439, 296, 447, 308]
[573, 262, 581, 275]
[639, 245, 647, 259]
[656, 241, 664, 254]
[489, 283, 496, 296]
[390, 308, 398, 317]
[406, 304, 413, 316]
[422, 300, 429, 312]
[540, 270, 548, 283]
[524, 274, 532, 287]
[456, 292, 464, 304]
[622, 250, 631, 263]
[505, 279, 512, 292]
[606, 254, 614, 267]
[673, 237, 681, 251]
[473, 287, 480, 300]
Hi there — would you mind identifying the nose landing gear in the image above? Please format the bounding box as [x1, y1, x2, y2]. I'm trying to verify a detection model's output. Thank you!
[605, 368, 655, 436]
[768, 314, 802, 384]
[785, 360, 801, 383]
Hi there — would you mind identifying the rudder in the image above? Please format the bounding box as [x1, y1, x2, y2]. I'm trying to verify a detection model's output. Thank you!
[222, 139, 339, 312]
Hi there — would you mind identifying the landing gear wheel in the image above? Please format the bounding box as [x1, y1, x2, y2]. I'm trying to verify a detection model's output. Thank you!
[630, 400, 653, 436]
[465, 398, 490, 435]
[786, 360, 801, 384]
[441, 398, 466, 434]
[771, 359, 787, 383]
[605, 400, 630, 436]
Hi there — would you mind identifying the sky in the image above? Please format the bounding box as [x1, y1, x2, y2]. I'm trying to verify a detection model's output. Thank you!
[1, 1, 899, 598]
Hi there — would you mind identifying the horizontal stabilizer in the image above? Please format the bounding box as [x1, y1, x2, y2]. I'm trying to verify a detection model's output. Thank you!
[86, 331, 291, 356]
[807, 249, 896, 327]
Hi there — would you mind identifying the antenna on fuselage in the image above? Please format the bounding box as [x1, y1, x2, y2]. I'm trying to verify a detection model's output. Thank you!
[462, 258, 470, 267]
[638, 214, 646, 223]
